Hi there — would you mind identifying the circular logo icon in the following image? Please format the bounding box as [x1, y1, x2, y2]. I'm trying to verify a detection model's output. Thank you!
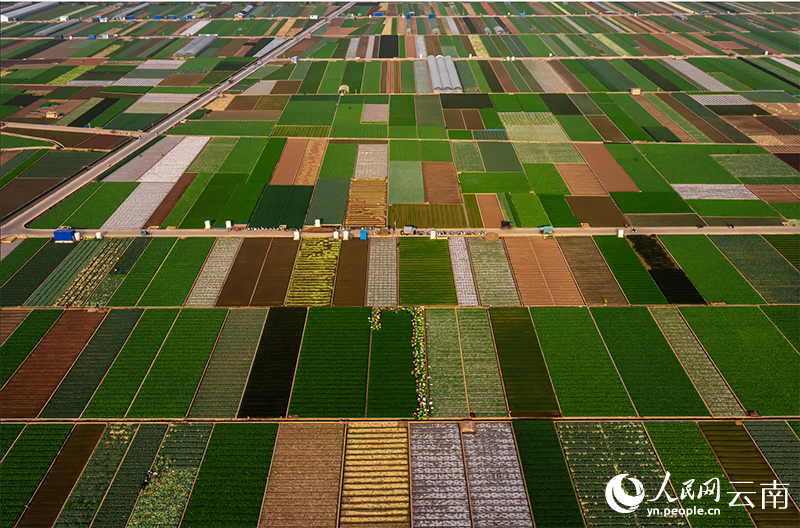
[606, 474, 645, 514]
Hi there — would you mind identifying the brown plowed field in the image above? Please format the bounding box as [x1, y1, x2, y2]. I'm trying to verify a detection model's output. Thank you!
[565, 195, 627, 227]
[16, 423, 106, 528]
[271, 138, 307, 185]
[294, 138, 326, 186]
[576, 144, 639, 192]
[528, 236, 583, 305]
[747, 185, 799, 203]
[251, 238, 299, 306]
[443, 109, 465, 129]
[1, 309, 106, 419]
[1, 177, 63, 218]
[655, 93, 731, 143]
[345, 178, 387, 228]
[356, 36, 369, 58]
[76, 134, 124, 150]
[217, 39, 245, 58]
[0, 150, 21, 165]
[757, 116, 800, 136]
[255, 95, 290, 111]
[462, 109, 485, 130]
[0, 309, 30, 344]
[332, 239, 368, 306]
[556, 164, 608, 195]
[1, 127, 97, 148]
[556, 237, 627, 306]
[723, 116, 775, 135]
[632, 94, 695, 142]
[216, 238, 270, 306]
[490, 61, 518, 93]
[160, 73, 206, 87]
[405, 36, 416, 59]
[425, 35, 443, 56]
[503, 237, 553, 305]
[259, 423, 345, 528]
[476, 194, 504, 228]
[146, 172, 197, 228]
[227, 95, 261, 111]
[585, 115, 627, 142]
[422, 162, 461, 204]
[549, 61, 587, 92]
[632, 35, 668, 56]
[271, 80, 302, 95]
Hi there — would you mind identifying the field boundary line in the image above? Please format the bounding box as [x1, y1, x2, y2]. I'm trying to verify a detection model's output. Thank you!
[284, 308, 309, 418]
[282, 239, 302, 307]
[590, 235, 630, 305]
[458, 423, 477, 527]
[526, 235, 556, 305]
[364, 318, 374, 419]
[62, 182, 106, 228]
[182, 237, 219, 306]
[0, 424, 27, 465]
[329, 238, 342, 308]
[508, 421, 537, 527]
[500, 237, 525, 306]
[1, 238, 50, 287]
[553, 422, 589, 528]
[526, 308, 563, 418]
[587, 308, 639, 417]
[177, 422, 215, 528]
[133, 237, 178, 307]
[124, 425, 170, 528]
[484, 308, 511, 418]
[1, 309, 64, 392]
[336, 423, 347, 528]
[80, 238, 134, 307]
[553, 235, 588, 306]
[185, 309, 230, 419]
[214, 237, 244, 307]
[454, 308, 471, 417]
[17, 243, 80, 307]
[757, 305, 799, 355]
[234, 308, 269, 418]
[248, 237, 273, 306]
[740, 423, 800, 512]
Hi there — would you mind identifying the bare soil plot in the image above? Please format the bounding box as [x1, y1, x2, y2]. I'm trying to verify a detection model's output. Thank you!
[422, 162, 461, 204]
[0, 150, 21, 165]
[655, 93, 730, 144]
[556, 164, 608, 196]
[259, 423, 345, 528]
[757, 116, 800, 136]
[271, 138, 307, 185]
[443, 109, 466, 129]
[476, 194, 505, 228]
[503, 237, 554, 306]
[345, 178, 387, 228]
[1, 309, 106, 419]
[160, 73, 206, 87]
[576, 144, 639, 192]
[294, 138, 326, 186]
[557, 237, 627, 305]
[490, 61, 518, 93]
[16, 423, 106, 528]
[271, 80, 302, 95]
[746, 185, 799, 203]
[462, 109, 485, 130]
[76, 134, 124, 150]
[251, 238, 299, 306]
[1, 178, 63, 218]
[217, 39, 246, 57]
[566, 195, 627, 227]
[216, 238, 270, 307]
[425, 35, 443, 56]
[1, 127, 97, 148]
[723, 116, 776, 136]
[528, 236, 583, 305]
[0, 309, 30, 344]
[227, 95, 261, 111]
[632, 94, 695, 142]
[549, 61, 587, 92]
[144, 172, 197, 228]
[332, 239, 368, 306]
[585, 115, 626, 142]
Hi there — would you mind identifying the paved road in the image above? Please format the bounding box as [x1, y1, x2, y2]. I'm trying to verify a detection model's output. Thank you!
[0, 1, 356, 237]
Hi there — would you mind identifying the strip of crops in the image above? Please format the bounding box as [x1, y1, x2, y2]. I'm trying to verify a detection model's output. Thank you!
[184, 238, 241, 306]
[87, 238, 151, 306]
[188, 308, 266, 415]
[127, 423, 212, 527]
[56, 238, 131, 307]
[531, 307, 635, 417]
[557, 421, 674, 527]
[761, 305, 799, 351]
[457, 308, 507, 417]
[489, 308, 558, 416]
[593, 236, 667, 305]
[285, 237, 340, 306]
[367, 310, 417, 418]
[366, 237, 398, 306]
[448, 237, 478, 306]
[1, 423, 25, 459]
[1, 240, 75, 307]
[659, 235, 765, 305]
[426, 309, 468, 418]
[238, 307, 306, 418]
[681, 306, 800, 416]
[513, 421, 585, 528]
[467, 238, 521, 306]
[137, 238, 215, 307]
[181, 423, 278, 528]
[745, 421, 800, 505]
[1, 238, 48, 285]
[82, 309, 178, 418]
[645, 421, 754, 528]
[398, 238, 457, 306]
[592, 307, 709, 417]
[54, 423, 138, 528]
[762, 234, 799, 270]
[288, 307, 371, 418]
[91, 424, 167, 528]
[107, 238, 176, 306]
[40, 309, 142, 418]
[25, 240, 105, 307]
[0, 309, 61, 386]
[127, 308, 227, 418]
[0, 424, 73, 528]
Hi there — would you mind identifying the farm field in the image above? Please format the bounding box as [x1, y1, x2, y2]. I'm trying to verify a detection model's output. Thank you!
[2, 1, 800, 525]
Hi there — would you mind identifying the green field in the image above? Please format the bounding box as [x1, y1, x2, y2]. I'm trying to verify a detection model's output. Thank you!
[398, 238, 457, 306]
[366, 310, 417, 417]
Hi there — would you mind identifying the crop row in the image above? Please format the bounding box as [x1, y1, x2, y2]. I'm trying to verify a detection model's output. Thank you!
[0, 238, 48, 286]
[467, 238, 520, 306]
[107, 238, 176, 306]
[367, 310, 417, 418]
[398, 238, 457, 306]
[744, 421, 800, 506]
[56, 238, 131, 307]
[25, 240, 104, 307]
[425, 309, 469, 418]
[185, 238, 241, 306]
[88, 238, 152, 306]
[285, 237, 340, 306]
[1, 309, 61, 386]
[447, 237, 478, 306]
[456, 308, 507, 417]
[137, 238, 215, 307]
[594, 236, 667, 305]
[1, 241, 75, 307]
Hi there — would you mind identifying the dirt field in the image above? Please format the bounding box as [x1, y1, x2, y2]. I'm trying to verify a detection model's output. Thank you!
[332, 239, 368, 306]
[549, 61, 587, 92]
[556, 164, 608, 196]
[1, 178, 64, 219]
[294, 138, 326, 186]
[503, 237, 554, 305]
[147, 172, 197, 228]
[271, 139, 307, 185]
[0, 309, 106, 419]
[443, 109, 465, 129]
[345, 179, 387, 228]
[462, 109, 485, 130]
[0, 150, 21, 165]
[476, 194, 505, 228]
[0, 309, 30, 344]
[259, 423, 345, 528]
[586, 115, 627, 142]
[746, 185, 799, 203]
[159, 73, 206, 87]
[632, 95, 695, 142]
[655, 94, 731, 143]
[527, 236, 583, 305]
[76, 134, 125, 150]
[216, 238, 270, 306]
[556, 237, 627, 306]
[16, 423, 106, 528]
[227, 95, 261, 111]
[251, 238, 300, 306]
[422, 162, 461, 204]
[490, 61, 518, 93]
[565, 195, 627, 227]
[271, 80, 302, 95]
[217, 39, 246, 58]
[576, 144, 639, 192]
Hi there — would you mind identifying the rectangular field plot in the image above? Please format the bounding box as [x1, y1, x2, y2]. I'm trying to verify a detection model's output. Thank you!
[366, 237, 397, 306]
[215, 237, 270, 307]
[426, 309, 468, 418]
[593, 236, 667, 305]
[251, 238, 299, 306]
[468, 238, 520, 306]
[388, 203, 467, 228]
[398, 238, 457, 306]
[137, 237, 214, 306]
[457, 308, 508, 417]
[285, 237, 340, 306]
[556, 236, 627, 306]
[107, 238, 176, 307]
[0, 309, 61, 386]
[366, 310, 417, 418]
[1, 240, 75, 307]
[332, 239, 367, 306]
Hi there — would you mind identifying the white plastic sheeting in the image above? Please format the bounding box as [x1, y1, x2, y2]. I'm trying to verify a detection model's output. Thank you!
[104, 137, 183, 182]
[138, 136, 209, 183]
[427, 55, 462, 93]
[414, 35, 427, 58]
[345, 37, 360, 59]
[181, 20, 210, 36]
[174, 34, 218, 58]
[664, 59, 732, 92]
[252, 38, 286, 58]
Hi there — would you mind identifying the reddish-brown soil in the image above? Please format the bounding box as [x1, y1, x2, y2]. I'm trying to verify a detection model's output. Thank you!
[216, 238, 270, 307]
[405, 36, 416, 59]
[462, 109, 485, 130]
[259, 423, 345, 528]
[527, 236, 583, 305]
[1, 127, 96, 148]
[723, 116, 775, 135]
[345, 179, 387, 228]
[556, 237, 627, 306]
[76, 134, 125, 150]
[159, 74, 206, 87]
[281, 38, 320, 57]
[460, 35, 476, 56]
[655, 94, 731, 143]
[565, 195, 628, 227]
[490, 61, 518, 93]
[226, 95, 261, 111]
[356, 36, 369, 58]
[332, 239, 368, 306]
[549, 61, 587, 92]
[294, 138, 326, 186]
[145, 172, 198, 228]
[422, 162, 461, 204]
[271, 138, 307, 185]
[1, 177, 64, 218]
[476, 194, 505, 228]
[632, 95, 695, 142]
[0, 150, 21, 165]
[632, 35, 668, 56]
[217, 39, 246, 58]
[556, 164, 608, 195]
[586, 115, 627, 142]
[425, 35, 443, 56]
[746, 185, 799, 203]
[0, 309, 30, 344]
[757, 116, 799, 136]
[271, 80, 302, 95]
[251, 238, 299, 306]
[443, 109, 465, 129]
[655, 34, 701, 55]
[503, 237, 553, 305]
[576, 144, 639, 192]
[16, 423, 106, 528]
[1, 309, 106, 419]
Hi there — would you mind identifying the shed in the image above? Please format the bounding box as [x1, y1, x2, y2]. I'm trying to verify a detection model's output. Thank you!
[360, 229, 368, 240]
[54, 229, 76, 243]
